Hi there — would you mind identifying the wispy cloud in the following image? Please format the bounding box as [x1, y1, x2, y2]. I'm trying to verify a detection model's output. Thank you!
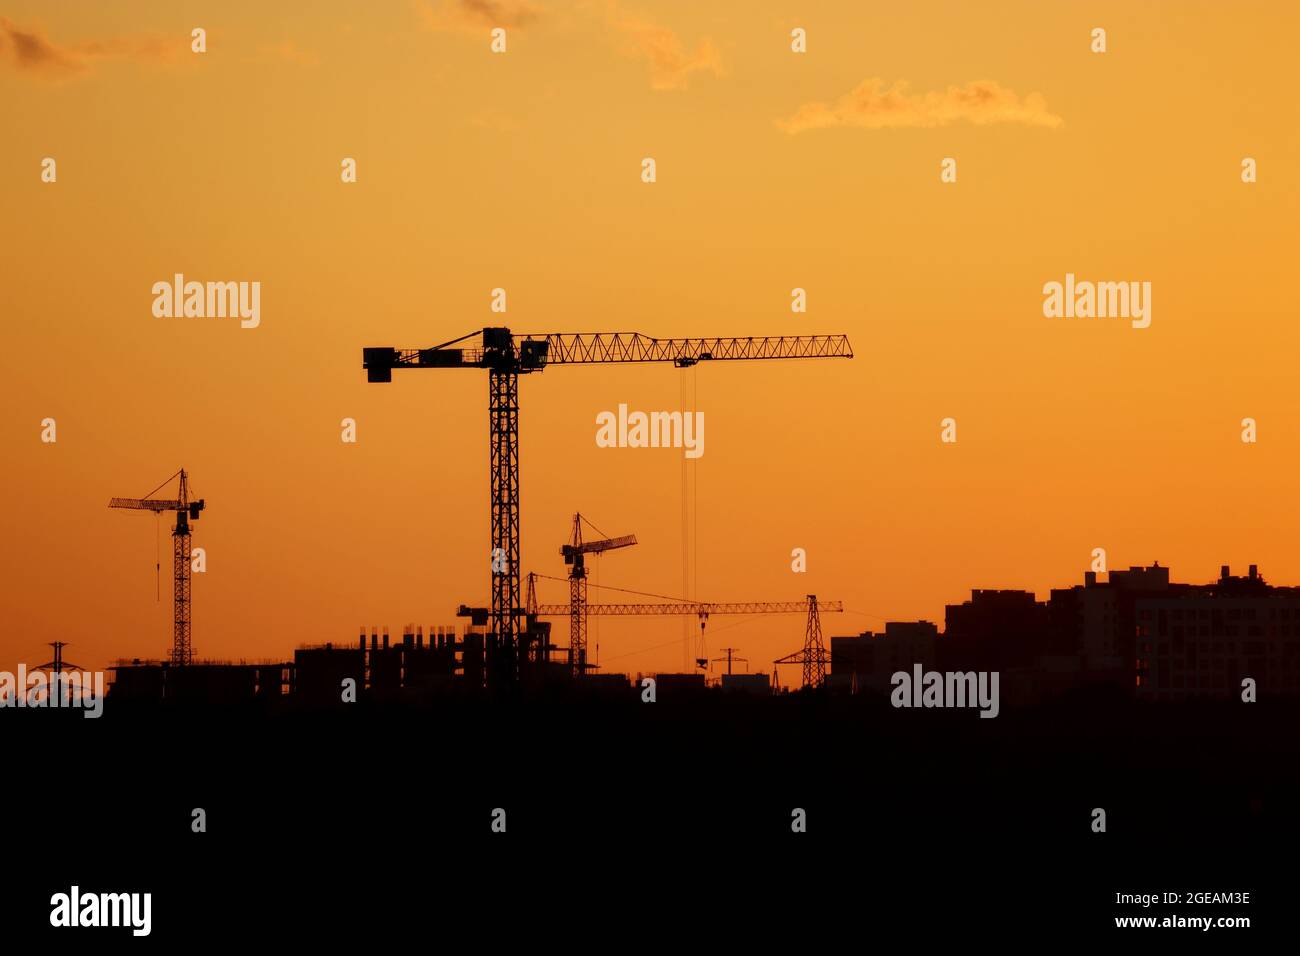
[410, 1, 721, 92]
[414, 0, 543, 32]
[0, 17, 186, 78]
[470, 111, 521, 132]
[778, 79, 1063, 133]
[609, 10, 723, 91]
[261, 40, 320, 67]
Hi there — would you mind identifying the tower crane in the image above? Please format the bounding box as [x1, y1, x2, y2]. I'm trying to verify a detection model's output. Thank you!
[363, 327, 853, 684]
[527, 589, 841, 671]
[561, 513, 636, 676]
[109, 468, 205, 666]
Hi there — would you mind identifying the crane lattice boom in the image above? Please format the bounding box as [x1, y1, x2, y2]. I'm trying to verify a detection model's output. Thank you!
[533, 600, 843, 616]
[108, 497, 183, 512]
[563, 534, 637, 558]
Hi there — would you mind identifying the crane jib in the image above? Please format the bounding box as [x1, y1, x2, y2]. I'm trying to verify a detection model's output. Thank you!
[363, 330, 853, 381]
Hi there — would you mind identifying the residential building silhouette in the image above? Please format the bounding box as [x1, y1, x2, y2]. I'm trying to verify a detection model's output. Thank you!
[102, 562, 1300, 706]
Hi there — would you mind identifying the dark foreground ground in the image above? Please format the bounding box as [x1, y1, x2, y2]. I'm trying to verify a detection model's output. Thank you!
[5, 688, 1296, 945]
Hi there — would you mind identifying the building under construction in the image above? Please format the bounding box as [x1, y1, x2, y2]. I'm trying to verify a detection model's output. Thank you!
[108, 658, 286, 704]
[106, 612, 790, 705]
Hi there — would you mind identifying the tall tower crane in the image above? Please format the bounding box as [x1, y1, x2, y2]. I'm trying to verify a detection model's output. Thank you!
[363, 327, 853, 683]
[109, 468, 205, 666]
[561, 513, 636, 676]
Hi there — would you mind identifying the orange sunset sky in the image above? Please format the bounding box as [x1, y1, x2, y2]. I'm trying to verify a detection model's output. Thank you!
[2, 1, 1298, 677]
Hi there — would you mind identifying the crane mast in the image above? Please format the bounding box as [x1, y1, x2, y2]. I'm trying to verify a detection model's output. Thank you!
[364, 327, 853, 686]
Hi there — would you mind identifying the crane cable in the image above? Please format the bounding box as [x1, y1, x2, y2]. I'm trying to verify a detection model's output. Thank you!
[680, 368, 691, 666]
[692, 369, 700, 661]
[142, 469, 186, 602]
[529, 572, 694, 605]
[140, 469, 182, 502]
[579, 513, 611, 541]
[576, 514, 613, 668]
[595, 614, 764, 664]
